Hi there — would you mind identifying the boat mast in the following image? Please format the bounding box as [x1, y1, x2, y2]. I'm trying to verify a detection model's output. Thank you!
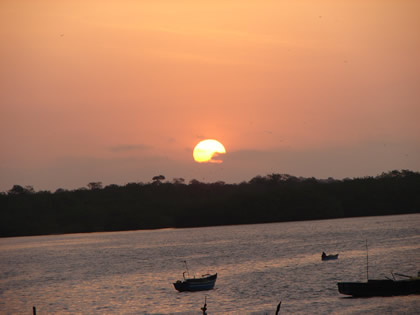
[365, 239, 369, 281]
[183, 260, 190, 277]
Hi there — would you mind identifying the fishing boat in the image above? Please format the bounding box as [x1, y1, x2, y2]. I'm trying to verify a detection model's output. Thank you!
[337, 240, 420, 297]
[173, 272, 217, 292]
[173, 261, 217, 292]
[338, 273, 420, 297]
[322, 252, 339, 260]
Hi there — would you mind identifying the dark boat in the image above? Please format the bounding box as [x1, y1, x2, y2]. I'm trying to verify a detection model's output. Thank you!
[322, 252, 338, 260]
[173, 272, 217, 292]
[337, 241, 420, 297]
[338, 275, 420, 297]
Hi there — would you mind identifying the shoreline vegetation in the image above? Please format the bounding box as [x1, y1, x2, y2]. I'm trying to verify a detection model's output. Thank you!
[1, 170, 419, 238]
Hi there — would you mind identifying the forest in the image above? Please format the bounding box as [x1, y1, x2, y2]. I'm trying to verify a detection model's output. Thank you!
[1, 170, 419, 237]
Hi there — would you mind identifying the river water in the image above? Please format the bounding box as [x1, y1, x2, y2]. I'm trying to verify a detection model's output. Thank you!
[1, 214, 419, 314]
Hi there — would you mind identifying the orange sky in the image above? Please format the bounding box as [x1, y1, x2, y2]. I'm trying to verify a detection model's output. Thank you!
[1, 0, 419, 191]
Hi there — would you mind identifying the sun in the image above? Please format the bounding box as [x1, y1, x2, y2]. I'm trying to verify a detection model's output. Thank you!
[193, 139, 226, 163]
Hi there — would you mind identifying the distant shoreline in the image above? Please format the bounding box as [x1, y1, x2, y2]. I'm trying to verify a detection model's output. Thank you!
[1, 170, 419, 238]
[3, 212, 419, 240]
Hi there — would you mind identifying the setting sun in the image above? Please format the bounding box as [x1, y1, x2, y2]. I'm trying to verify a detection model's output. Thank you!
[193, 139, 226, 163]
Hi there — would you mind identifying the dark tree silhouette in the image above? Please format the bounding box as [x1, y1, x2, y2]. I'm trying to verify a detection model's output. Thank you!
[152, 175, 165, 184]
[0, 170, 419, 237]
[8, 185, 34, 194]
[172, 177, 185, 185]
[87, 182, 103, 190]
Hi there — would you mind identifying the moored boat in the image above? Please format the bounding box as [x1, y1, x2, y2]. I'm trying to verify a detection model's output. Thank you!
[337, 241, 420, 296]
[337, 275, 420, 297]
[173, 273, 218, 292]
[322, 252, 339, 260]
[173, 261, 217, 292]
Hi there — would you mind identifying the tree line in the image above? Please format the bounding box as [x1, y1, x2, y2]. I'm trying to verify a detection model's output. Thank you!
[1, 170, 419, 237]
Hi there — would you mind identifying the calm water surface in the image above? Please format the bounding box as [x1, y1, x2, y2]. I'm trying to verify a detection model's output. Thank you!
[1, 214, 420, 314]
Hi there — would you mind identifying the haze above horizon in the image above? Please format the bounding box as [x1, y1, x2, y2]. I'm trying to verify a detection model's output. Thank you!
[1, 0, 419, 191]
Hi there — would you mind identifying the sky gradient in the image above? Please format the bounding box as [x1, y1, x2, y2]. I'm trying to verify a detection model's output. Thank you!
[1, 0, 419, 191]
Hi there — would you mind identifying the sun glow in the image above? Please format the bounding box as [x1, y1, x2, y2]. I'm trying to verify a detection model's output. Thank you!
[193, 139, 226, 163]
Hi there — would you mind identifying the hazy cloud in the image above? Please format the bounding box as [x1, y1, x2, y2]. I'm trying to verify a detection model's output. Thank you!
[109, 144, 151, 153]
[1, 139, 419, 192]
[223, 141, 420, 181]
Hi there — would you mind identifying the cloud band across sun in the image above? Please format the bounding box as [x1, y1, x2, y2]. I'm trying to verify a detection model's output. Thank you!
[193, 139, 226, 163]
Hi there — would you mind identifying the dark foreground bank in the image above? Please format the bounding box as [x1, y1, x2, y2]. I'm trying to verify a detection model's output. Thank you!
[1, 170, 419, 237]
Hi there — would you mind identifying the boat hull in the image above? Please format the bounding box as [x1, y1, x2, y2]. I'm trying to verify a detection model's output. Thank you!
[173, 273, 217, 292]
[322, 254, 339, 261]
[337, 279, 420, 297]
